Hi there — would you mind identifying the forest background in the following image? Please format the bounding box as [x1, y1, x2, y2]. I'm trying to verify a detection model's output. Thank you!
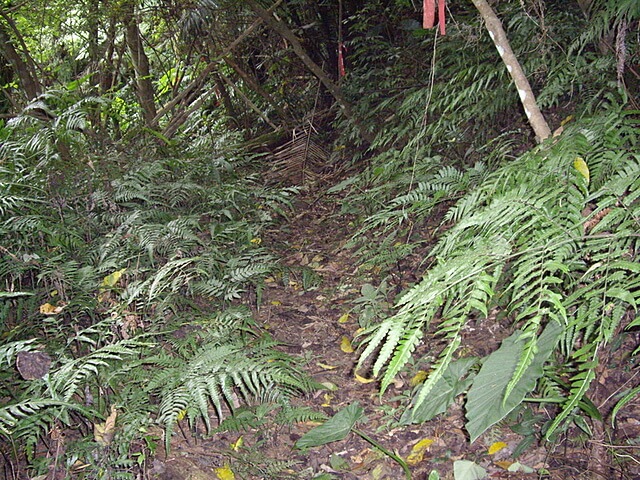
[0, 0, 639, 478]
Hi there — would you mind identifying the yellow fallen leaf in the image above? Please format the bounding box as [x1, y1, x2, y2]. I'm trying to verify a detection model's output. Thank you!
[488, 441, 508, 455]
[101, 268, 126, 287]
[214, 465, 235, 480]
[338, 313, 350, 324]
[321, 393, 333, 407]
[340, 336, 354, 353]
[573, 157, 590, 184]
[39, 302, 64, 315]
[316, 362, 338, 370]
[355, 372, 375, 384]
[406, 438, 434, 465]
[230, 435, 243, 451]
[94, 405, 117, 446]
[270, 300, 282, 306]
[410, 370, 428, 386]
[560, 115, 574, 126]
[494, 460, 513, 470]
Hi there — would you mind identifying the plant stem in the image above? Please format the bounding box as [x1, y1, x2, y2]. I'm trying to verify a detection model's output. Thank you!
[352, 428, 411, 479]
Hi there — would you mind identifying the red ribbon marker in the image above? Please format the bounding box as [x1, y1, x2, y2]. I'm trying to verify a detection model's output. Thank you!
[423, 0, 445, 35]
[423, 0, 435, 29]
[338, 42, 346, 77]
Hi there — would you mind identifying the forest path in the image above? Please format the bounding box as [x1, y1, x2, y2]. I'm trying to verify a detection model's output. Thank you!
[157, 185, 570, 479]
[250, 185, 545, 479]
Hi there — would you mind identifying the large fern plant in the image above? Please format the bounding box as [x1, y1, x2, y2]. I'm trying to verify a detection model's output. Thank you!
[357, 100, 640, 441]
[0, 102, 312, 477]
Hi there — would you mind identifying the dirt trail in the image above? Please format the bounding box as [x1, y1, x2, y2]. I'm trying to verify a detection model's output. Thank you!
[154, 187, 639, 480]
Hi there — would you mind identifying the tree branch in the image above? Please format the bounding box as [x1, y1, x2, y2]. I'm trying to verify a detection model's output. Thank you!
[471, 0, 551, 143]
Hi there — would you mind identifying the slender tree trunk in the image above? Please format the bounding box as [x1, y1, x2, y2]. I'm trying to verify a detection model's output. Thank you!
[471, 0, 551, 143]
[244, 0, 373, 144]
[123, 1, 157, 128]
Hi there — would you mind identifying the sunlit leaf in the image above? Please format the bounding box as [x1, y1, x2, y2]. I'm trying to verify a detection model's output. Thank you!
[406, 438, 434, 465]
[355, 372, 375, 384]
[94, 405, 117, 446]
[317, 362, 338, 370]
[214, 465, 235, 480]
[410, 370, 428, 386]
[488, 441, 507, 455]
[230, 435, 243, 451]
[573, 157, 589, 183]
[340, 336, 354, 353]
[101, 268, 126, 287]
[39, 302, 64, 315]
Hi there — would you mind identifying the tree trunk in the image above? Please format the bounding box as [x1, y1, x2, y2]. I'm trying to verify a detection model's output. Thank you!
[0, 13, 41, 101]
[471, 0, 551, 143]
[243, 0, 373, 144]
[123, 1, 157, 128]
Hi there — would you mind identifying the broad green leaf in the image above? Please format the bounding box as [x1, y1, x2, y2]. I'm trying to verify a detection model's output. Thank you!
[453, 460, 487, 480]
[401, 357, 477, 424]
[295, 403, 363, 449]
[466, 321, 563, 443]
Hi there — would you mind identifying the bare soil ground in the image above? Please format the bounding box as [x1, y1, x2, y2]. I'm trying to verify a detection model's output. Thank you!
[153, 184, 640, 480]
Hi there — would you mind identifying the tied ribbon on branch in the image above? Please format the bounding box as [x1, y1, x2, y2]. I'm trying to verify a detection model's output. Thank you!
[338, 42, 346, 77]
[423, 0, 446, 35]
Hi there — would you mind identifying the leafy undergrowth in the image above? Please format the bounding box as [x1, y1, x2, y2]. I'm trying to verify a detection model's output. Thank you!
[1, 101, 639, 479]
[146, 158, 640, 480]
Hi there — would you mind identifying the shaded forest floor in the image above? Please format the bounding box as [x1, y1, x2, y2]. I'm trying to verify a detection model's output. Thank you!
[149, 181, 639, 480]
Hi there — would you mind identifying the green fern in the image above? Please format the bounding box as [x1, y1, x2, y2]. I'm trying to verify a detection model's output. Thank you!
[358, 105, 640, 439]
[144, 332, 315, 451]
